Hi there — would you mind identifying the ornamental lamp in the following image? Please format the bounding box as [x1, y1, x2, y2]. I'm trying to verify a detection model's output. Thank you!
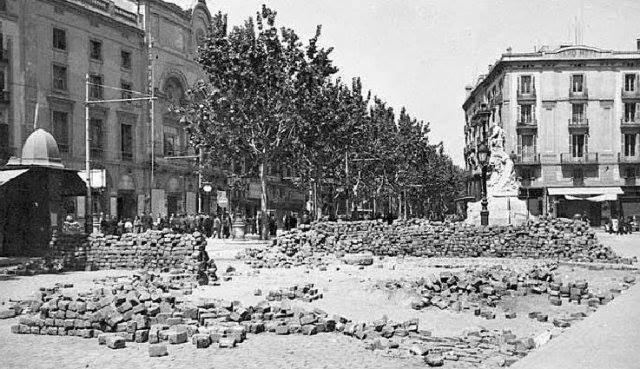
[477, 143, 490, 166]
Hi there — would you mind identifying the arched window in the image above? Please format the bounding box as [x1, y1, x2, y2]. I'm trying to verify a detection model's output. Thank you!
[163, 77, 184, 106]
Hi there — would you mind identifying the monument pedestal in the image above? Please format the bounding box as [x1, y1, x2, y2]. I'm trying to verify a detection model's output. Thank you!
[466, 194, 529, 226]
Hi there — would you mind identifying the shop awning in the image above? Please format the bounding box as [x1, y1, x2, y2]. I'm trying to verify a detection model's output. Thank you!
[549, 187, 623, 202]
[548, 187, 623, 196]
[0, 169, 29, 187]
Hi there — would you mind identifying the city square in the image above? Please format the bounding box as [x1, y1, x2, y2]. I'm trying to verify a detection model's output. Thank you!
[2, 0, 640, 368]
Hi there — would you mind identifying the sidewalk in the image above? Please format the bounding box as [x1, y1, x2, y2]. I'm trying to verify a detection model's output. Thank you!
[511, 233, 640, 369]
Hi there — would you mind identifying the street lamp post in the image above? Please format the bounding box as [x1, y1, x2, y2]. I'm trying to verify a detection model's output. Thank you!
[477, 143, 490, 226]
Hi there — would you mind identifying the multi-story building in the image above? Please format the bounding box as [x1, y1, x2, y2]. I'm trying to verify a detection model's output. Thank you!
[18, 0, 148, 221]
[463, 43, 640, 225]
[1, 0, 304, 224]
[0, 0, 19, 165]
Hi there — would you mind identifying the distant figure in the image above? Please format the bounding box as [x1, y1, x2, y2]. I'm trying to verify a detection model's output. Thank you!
[124, 218, 133, 234]
[213, 215, 221, 238]
[133, 216, 142, 233]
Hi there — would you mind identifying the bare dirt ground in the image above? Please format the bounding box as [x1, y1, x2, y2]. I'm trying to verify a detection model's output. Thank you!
[0, 231, 638, 369]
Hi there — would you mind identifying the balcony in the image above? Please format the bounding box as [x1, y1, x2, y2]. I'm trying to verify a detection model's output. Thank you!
[514, 153, 540, 165]
[517, 87, 536, 103]
[568, 117, 589, 132]
[516, 118, 537, 132]
[618, 152, 640, 164]
[80, 0, 109, 12]
[0, 90, 9, 104]
[621, 118, 640, 131]
[569, 87, 588, 101]
[560, 152, 599, 165]
[621, 87, 640, 100]
[114, 6, 137, 23]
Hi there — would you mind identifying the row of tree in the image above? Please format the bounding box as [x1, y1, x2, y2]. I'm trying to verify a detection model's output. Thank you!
[179, 6, 465, 236]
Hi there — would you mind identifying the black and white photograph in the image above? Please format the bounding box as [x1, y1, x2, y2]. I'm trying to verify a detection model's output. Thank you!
[0, 0, 639, 368]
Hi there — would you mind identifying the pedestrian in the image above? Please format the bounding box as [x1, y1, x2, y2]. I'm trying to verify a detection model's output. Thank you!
[142, 212, 153, 231]
[124, 218, 133, 234]
[203, 215, 212, 237]
[213, 215, 221, 238]
[133, 216, 142, 233]
[99, 213, 108, 234]
[117, 218, 124, 236]
[222, 213, 230, 238]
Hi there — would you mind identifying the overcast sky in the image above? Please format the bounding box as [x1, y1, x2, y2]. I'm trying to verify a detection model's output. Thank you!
[170, 0, 640, 165]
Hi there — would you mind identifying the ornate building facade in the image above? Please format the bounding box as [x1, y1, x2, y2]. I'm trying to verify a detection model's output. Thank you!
[1, 0, 304, 224]
[463, 44, 640, 225]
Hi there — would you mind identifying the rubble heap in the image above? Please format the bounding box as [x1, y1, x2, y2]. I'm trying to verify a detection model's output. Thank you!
[9, 275, 544, 366]
[371, 264, 555, 313]
[242, 218, 632, 268]
[264, 283, 323, 302]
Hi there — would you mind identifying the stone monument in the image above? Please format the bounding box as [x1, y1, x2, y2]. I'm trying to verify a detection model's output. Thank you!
[466, 124, 529, 225]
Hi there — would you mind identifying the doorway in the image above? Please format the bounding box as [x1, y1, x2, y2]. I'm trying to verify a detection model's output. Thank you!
[117, 191, 136, 220]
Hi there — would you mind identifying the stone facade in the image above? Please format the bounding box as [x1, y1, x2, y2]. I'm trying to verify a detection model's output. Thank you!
[1, 0, 304, 225]
[463, 44, 640, 225]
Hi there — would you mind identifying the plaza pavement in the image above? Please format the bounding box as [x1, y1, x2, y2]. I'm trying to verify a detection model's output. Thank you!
[512, 232, 640, 369]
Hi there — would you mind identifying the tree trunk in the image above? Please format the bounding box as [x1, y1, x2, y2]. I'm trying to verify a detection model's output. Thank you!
[259, 163, 268, 240]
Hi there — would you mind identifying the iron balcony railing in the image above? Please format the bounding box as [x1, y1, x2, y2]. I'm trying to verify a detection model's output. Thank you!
[514, 153, 540, 165]
[517, 87, 536, 101]
[621, 117, 640, 127]
[621, 87, 640, 99]
[568, 117, 589, 127]
[618, 152, 640, 163]
[569, 87, 588, 100]
[560, 152, 598, 164]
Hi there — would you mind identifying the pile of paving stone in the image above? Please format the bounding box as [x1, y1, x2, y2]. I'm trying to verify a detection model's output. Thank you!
[241, 217, 633, 268]
[48, 230, 207, 273]
[262, 283, 323, 302]
[8, 274, 541, 366]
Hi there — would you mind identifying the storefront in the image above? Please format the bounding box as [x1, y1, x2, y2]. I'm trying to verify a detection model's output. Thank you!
[548, 187, 623, 226]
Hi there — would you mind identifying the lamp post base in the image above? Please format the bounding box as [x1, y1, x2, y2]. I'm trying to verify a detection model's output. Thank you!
[480, 197, 489, 226]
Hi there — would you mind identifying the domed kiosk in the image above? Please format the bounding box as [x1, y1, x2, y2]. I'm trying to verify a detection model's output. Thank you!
[0, 129, 86, 256]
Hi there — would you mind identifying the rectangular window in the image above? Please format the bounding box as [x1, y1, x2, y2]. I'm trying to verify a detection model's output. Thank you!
[625, 103, 637, 122]
[571, 134, 585, 158]
[571, 75, 584, 93]
[0, 69, 5, 91]
[624, 134, 637, 157]
[89, 118, 104, 159]
[520, 104, 532, 123]
[625, 74, 636, 92]
[121, 50, 131, 70]
[52, 64, 67, 91]
[121, 124, 133, 161]
[0, 0, 6, 12]
[625, 167, 637, 179]
[121, 81, 132, 103]
[520, 75, 532, 94]
[571, 103, 585, 123]
[89, 39, 102, 60]
[89, 74, 103, 100]
[53, 28, 66, 50]
[52, 111, 69, 153]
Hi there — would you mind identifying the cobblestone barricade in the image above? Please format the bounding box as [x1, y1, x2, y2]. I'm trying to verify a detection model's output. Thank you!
[243, 218, 634, 268]
[49, 230, 207, 273]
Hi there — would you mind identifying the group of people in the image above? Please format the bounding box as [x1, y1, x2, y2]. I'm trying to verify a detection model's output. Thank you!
[604, 216, 637, 235]
[98, 212, 236, 239]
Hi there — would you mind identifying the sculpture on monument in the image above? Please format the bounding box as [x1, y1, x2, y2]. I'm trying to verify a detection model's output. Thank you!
[486, 124, 518, 196]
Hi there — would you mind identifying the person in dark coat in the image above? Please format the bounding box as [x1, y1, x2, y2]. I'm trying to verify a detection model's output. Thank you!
[203, 215, 213, 238]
